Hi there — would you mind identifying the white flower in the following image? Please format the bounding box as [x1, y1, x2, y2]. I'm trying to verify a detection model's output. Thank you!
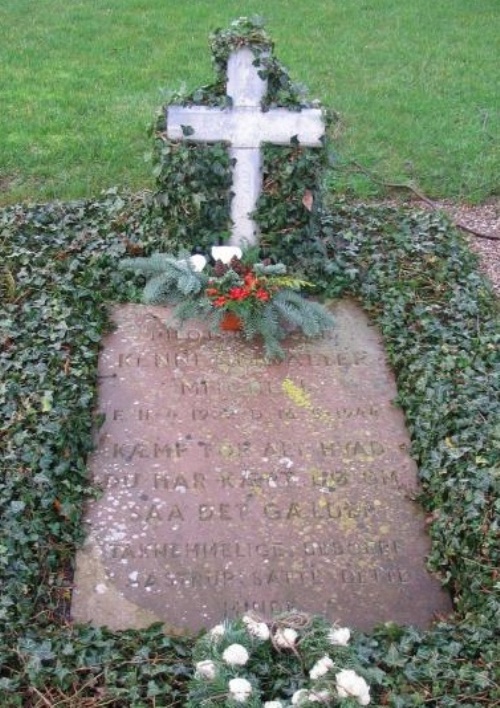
[222, 643, 250, 666]
[264, 702, 284, 708]
[309, 654, 334, 680]
[195, 659, 217, 680]
[292, 688, 331, 705]
[291, 689, 309, 705]
[228, 677, 253, 703]
[211, 245, 242, 264]
[274, 627, 298, 649]
[328, 626, 351, 646]
[310, 689, 331, 703]
[209, 623, 226, 640]
[189, 254, 207, 272]
[335, 669, 371, 705]
[242, 615, 271, 641]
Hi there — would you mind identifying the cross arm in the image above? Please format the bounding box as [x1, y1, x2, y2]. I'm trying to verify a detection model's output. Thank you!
[166, 106, 233, 143]
[257, 108, 324, 147]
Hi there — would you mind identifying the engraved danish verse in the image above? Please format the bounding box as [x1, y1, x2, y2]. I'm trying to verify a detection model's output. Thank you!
[72, 301, 450, 632]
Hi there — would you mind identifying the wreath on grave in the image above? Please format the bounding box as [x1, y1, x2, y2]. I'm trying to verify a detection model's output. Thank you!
[120, 245, 334, 359]
[187, 613, 380, 707]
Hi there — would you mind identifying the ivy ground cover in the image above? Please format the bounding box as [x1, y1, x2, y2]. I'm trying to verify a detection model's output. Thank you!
[0, 193, 498, 705]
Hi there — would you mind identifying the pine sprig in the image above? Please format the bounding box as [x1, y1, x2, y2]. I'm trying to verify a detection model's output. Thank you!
[120, 251, 207, 303]
[273, 290, 335, 335]
[119, 249, 334, 360]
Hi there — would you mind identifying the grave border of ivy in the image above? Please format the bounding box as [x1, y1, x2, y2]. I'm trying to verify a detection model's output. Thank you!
[1, 192, 498, 706]
[0, 16, 498, 707]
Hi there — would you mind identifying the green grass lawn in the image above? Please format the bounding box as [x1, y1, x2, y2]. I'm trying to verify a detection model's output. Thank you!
[0, 0, 498, 205]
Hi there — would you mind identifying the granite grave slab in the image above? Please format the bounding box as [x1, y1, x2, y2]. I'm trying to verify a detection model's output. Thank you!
[72, 301, 450, 632]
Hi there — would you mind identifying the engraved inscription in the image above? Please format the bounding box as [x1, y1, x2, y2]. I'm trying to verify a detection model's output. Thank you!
[105, 538, 404, 561]
[72, 302, 451, 632]
[108, 438, 387, 461]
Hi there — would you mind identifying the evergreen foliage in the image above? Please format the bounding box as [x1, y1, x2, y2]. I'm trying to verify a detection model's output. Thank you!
[150, 136, 232, 251]
[119, 250, 335, 360]
[120, 252, 206, 305]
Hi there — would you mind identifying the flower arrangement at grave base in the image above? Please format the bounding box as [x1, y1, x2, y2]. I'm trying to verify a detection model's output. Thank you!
[186, 612, 382, 707]
[119, 246, 334, 360]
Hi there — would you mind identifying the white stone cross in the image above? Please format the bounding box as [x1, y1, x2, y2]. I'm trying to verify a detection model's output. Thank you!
[166, 47, 324, 246]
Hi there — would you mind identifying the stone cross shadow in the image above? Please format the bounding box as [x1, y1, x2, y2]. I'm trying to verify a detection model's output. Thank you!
[166, 47, 324, 246]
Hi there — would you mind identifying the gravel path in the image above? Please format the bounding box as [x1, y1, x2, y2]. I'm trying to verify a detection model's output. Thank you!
[436, 199, 500, 296]
[383, 197, 500, 297]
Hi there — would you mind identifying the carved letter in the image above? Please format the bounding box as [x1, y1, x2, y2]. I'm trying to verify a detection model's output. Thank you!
[145, 503, 162, 522]
[168, 505, 184, 522]
[199, 504, 213, 521]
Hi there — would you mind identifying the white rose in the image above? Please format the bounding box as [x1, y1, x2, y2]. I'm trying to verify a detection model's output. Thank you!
[309, 655, 334, 680]
[222, 643, 250, 666]
[209, 623, 226, 640]
[335, 669, 371, 705]
[328, 626, 351, 646]
[228, 677, 253, 703]
[292, 688, 330, 704]
[211, 246, 242, 264]
[242, 615, 271, 641]
[188, 254, 207, 272]
[264, 702, 284, 708]
[274, 627, 298, 649]
[309, 689, 331, 703]
[291, 688, 309, 705]
[195, 659, 217, 680]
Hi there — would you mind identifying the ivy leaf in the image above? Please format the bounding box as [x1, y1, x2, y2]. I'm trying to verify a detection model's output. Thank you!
[10, 500, 26, 514]
[41, 390, 53, 412]
[302, 189, 314, 212]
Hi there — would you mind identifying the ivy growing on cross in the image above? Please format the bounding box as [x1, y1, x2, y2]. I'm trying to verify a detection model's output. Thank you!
[166, 47, 324, 246]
